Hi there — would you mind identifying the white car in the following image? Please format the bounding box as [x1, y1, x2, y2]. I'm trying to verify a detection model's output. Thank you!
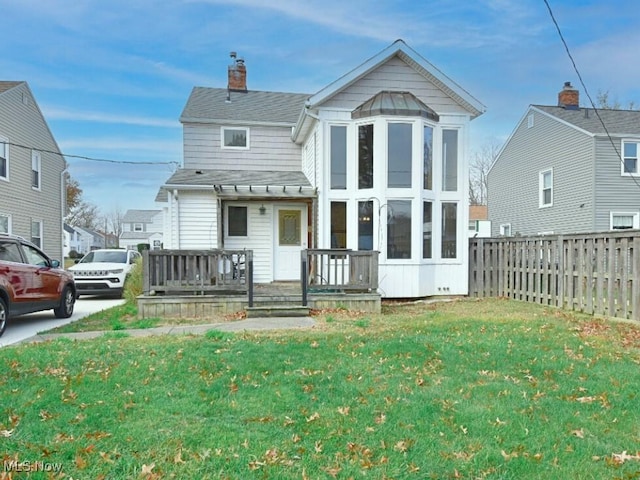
[69, 249, 141, 298]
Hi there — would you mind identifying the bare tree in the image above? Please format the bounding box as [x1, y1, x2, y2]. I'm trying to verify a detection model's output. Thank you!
[596, 89, 637, 110]
[104, 205, 125, 248]
[65, 174, 100, 229]
[469, 141, 501, 205]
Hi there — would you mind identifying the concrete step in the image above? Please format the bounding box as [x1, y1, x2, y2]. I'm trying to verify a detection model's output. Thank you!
[245, 305, 310, 318]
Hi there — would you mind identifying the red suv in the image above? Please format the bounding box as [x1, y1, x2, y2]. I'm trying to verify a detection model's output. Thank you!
[0, 234, 76, 337]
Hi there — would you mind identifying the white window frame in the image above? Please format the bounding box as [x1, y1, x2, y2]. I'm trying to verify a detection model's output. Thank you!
[500, 223, 512, 237]
[539, 168, 553, 208]
[610, 211, 639, 230]
[621, 139, 640, 176]
[226, 205, 248, 238]
[0, 213, 11, 234]
[0, 135, 9, 181]
[31, 219, 43, 248]
[31, 150, 41, 190]
[221, 127, 250, 150]
[133, 223, 143, 232]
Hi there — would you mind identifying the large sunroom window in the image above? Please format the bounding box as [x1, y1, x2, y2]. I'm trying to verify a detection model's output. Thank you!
[442, 202, 457, 259]
[387, 200, 411, 259]
[388, 123, 412, 188]
[330, 125, 347, 189]
[358, 201, 373, 250]
[423, 126, 433, 190]
[358, 124, 374, 189]
[442, 129, 458, 191]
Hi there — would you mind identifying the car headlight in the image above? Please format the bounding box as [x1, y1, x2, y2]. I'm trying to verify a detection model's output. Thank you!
[108, 269, 124, 275]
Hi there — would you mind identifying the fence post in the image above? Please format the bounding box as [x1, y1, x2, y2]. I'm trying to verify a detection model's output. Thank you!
[142, 249, 150, 295]
[247, 250, 254, 307]
[301, 250, 308, 307]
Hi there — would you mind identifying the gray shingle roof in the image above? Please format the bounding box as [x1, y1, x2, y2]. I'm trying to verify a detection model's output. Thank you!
[0, 81, 23, 95]
[180, 88, 310, 125]
[535, 105, 640, 136]
[352, 91, 439, 121]
[122, 209, 161, 223]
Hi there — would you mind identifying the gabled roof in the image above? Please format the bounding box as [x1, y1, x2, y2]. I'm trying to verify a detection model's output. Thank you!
[122, 209, 161, 223]
[306, 39, 485, 118]
[180, 88, 310, 126]
[534, 105, 640, 136]
[0, 81, 23, 95]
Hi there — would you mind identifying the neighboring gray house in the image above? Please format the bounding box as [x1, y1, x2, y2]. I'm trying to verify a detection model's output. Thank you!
[120, 209, 163, 250]
[0, 81, 66, 259]
[488, 82, 640, 236]
[157, 40, 485, 298]
[73, 226, 105, 252]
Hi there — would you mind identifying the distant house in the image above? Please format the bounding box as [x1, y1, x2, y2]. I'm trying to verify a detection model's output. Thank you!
[156, 40, 485, 298]
[0, 81, 66, 259]
[73, 226, 105, 252]
[120, 209, 163, 250]
[469, 205, 490, 238]
[63, 223, 82, 257]
[489, 82, 640, 236]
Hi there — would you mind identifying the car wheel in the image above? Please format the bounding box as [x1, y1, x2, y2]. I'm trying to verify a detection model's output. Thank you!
[54, 286, 75, 319]
[0, 297, 7, 337]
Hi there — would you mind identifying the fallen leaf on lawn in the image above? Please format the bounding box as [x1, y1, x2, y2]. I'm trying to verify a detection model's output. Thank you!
[314, 441, 323, 453]
[140, 463, 155, 475]
[0, 429, 14, 437]
[501, 450, 518, 461]
[174, 449, 185, 464]
[337, 406, 350, 416]
[375, 413, 386, 424]
[306, 412, 320, 423]
[571, 429, 585, 439]
[611, 451, 640, 464]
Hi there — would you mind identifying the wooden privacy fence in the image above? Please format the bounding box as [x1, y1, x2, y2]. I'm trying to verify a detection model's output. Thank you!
[301, 249, 379, 305]
[143, 249, 253, 304]
[469, 232, 640, 321]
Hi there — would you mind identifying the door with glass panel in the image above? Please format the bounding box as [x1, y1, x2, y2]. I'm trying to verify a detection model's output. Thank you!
[274, 206, 307, 280]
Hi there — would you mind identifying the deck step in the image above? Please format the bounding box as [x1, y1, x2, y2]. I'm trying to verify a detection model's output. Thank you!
[245, 305, 310, 318]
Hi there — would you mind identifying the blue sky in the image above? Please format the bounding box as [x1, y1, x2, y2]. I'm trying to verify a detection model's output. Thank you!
[2, 0, 639, 215]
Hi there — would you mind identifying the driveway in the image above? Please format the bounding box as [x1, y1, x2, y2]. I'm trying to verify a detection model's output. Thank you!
[0, 296, 125, 348]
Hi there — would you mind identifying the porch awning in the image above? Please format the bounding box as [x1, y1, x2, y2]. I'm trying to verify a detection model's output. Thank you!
[156, 168, 316, 201]
[351, 90, 440, 121]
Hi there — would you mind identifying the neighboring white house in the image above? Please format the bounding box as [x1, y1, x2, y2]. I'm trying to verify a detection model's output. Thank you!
[156, 40, 485, 298]
[120, 209, 163, 250]
[63, 223, 82, 257]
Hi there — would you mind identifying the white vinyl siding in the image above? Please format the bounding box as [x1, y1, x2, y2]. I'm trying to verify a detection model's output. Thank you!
[184, 124, 301, 171]
[177, 192, 218, 249]
[321, 56, 469, 115]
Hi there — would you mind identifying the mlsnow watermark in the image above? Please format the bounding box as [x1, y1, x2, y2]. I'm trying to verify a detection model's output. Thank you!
[3, 460, 64, 473]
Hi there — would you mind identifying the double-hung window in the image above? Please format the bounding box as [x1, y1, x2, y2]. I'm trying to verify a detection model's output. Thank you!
[539, 169, 553, 208]
[622, 141, 640, 175]
[0, 214, 10, 234]
[0, 136, 8, 180]
[31, 220, 42, 248]
[330, 125, 347, 189]
[32, 151, 41, 189]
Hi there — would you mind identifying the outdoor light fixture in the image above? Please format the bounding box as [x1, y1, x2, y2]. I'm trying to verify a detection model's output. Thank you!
[259, 204, 266, 215]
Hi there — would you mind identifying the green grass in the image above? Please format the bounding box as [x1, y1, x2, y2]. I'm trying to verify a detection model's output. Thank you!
[3, 298, 640, 479]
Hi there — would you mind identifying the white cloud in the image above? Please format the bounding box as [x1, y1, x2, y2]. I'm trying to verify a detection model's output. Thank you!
[42, 107, 180, 129]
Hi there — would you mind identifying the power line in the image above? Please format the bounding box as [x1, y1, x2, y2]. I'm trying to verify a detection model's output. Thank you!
[0, 140, 179, 166]
[542, 0, 640, 191]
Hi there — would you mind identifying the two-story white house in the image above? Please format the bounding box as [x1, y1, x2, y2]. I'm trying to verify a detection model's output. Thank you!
[0, 81, 67, 259]
[120, 209, 163, 250]
[156, 40, 485, 297]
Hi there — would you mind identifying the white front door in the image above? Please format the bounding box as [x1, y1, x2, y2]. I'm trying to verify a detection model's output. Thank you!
[274, 206, 307, 280]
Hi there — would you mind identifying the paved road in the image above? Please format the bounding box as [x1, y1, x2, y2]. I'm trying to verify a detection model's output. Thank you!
[0, 296, 125, 348]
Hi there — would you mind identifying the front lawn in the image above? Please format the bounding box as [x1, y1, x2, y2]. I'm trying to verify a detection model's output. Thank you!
[2, 299, 640, 479]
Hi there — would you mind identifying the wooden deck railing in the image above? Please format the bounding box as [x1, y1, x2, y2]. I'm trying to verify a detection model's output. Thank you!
[301, 249, 379, 304]
[143, 249, 253, 304]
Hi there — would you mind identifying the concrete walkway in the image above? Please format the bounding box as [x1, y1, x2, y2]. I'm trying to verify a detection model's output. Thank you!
[18, 317, 317, 345]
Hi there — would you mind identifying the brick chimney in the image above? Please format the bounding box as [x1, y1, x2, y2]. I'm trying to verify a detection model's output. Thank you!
[558, 81, 579, 109]
[227, 52, 247, 92]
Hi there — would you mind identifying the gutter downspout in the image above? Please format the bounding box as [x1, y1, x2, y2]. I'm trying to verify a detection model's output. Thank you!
[60, 167, 68, 262]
